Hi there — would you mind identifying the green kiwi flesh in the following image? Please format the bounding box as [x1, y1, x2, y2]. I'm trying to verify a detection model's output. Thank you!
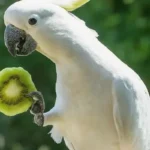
[0, 67, 36, 116]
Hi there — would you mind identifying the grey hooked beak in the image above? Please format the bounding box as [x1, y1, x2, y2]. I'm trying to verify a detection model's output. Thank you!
[4, 24, 37, 57]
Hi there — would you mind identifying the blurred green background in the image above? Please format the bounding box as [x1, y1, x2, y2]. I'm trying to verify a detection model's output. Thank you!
[0, 0, 150, 150]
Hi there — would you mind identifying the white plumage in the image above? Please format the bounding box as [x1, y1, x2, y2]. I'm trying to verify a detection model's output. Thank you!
[4, 0, 150, 150]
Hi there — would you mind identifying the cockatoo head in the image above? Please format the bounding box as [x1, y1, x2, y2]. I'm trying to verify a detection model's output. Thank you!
[4, 0, 92, 61]
[4, 0, 69, 58]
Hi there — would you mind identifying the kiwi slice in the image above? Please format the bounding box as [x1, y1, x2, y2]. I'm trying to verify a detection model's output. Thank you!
[0, 67, 36, 116]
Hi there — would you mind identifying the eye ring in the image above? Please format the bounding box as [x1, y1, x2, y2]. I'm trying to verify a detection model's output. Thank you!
[28, 18, 37, 25]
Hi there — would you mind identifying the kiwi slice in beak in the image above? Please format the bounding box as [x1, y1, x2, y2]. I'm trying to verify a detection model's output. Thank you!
[0, 67, 36, 116]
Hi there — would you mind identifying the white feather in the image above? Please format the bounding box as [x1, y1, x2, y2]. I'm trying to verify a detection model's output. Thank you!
[69, 13, 99, 38]
[49, 127, 63, 144]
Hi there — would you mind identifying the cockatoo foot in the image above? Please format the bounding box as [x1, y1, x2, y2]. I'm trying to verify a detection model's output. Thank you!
[27, 91, 60, 127]
[27, 91, 45, 115]
[27, 91, 45, 126]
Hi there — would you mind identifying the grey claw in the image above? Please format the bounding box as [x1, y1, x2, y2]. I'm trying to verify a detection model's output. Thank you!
[34, 113, 44, 127]
[26, 91, 42, 99]
[27, 91, 45, 115]
[27, 91, 45, 126]
[30, 101, 43, 115]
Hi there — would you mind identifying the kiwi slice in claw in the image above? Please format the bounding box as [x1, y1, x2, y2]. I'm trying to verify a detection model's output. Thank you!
[0, 67, 36, 116]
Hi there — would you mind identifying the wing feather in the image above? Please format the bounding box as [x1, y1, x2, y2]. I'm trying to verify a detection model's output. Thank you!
[112, 77, 150, 149]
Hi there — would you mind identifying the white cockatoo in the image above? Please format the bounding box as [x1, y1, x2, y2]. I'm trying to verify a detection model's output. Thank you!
[3, 0, 150, 150]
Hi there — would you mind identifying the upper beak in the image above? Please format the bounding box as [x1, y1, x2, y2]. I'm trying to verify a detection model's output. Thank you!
[4, 24, 37, 57]
[4, 24, 26, 57]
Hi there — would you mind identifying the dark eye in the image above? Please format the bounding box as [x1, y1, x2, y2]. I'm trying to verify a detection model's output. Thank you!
[28, 18, 37, 25]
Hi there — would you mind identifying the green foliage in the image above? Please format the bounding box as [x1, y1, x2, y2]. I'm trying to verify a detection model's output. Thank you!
[0, 0, 149, 149]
